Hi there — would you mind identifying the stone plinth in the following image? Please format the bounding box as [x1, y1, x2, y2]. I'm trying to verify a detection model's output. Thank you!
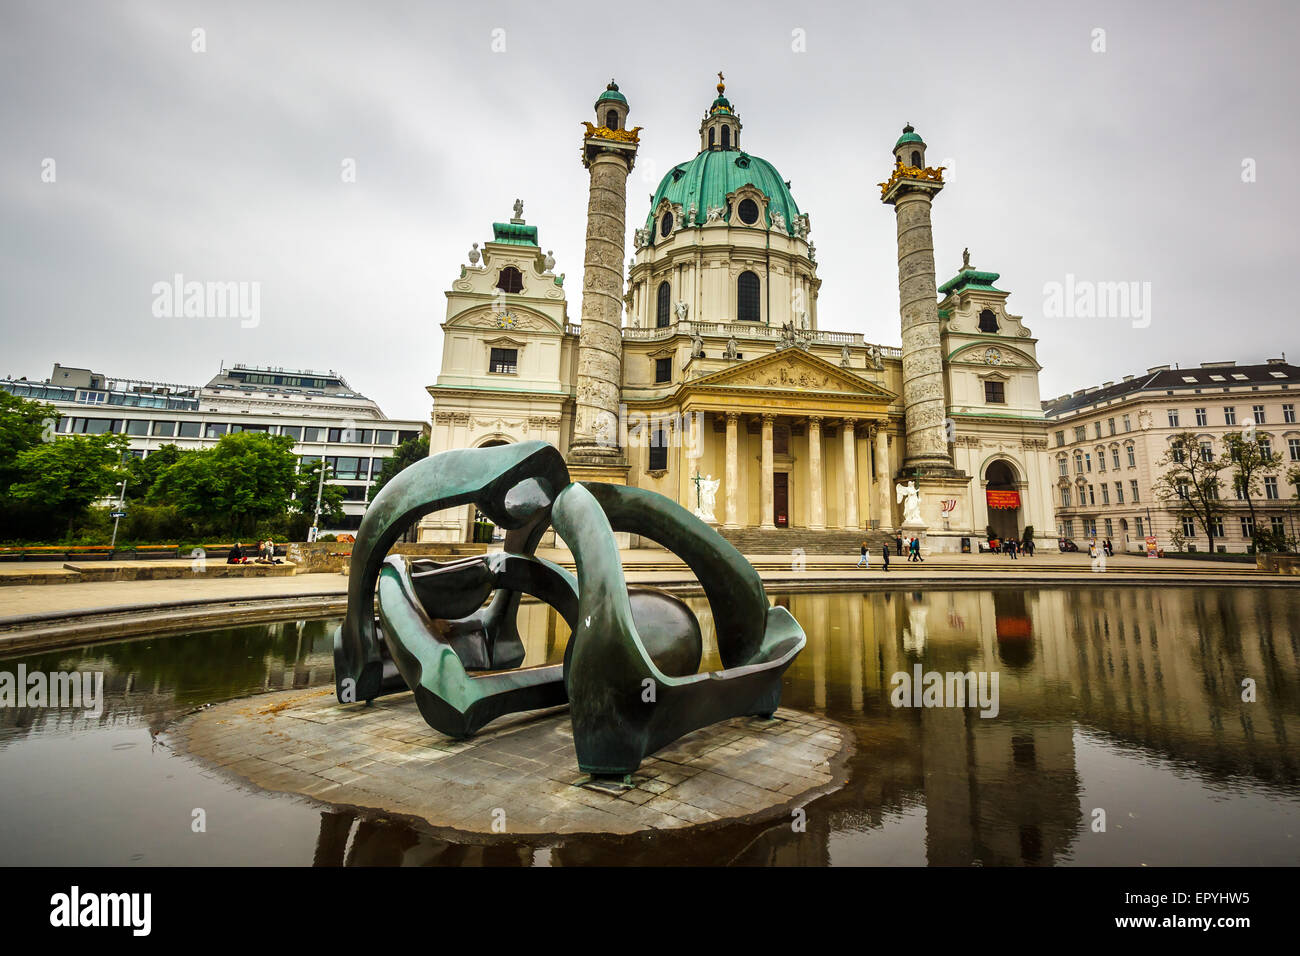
[173, 687, 851, 836]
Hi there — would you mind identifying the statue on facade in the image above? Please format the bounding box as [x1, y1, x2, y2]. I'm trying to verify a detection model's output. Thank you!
[869, 344, 884, 370]
[692, 472, 720, 523]
[691, 332, 705, 358]
[674, 300, 689, 323]
[468, 242, 480, 265]
[770, 209, 787, 234]
[724, 338, 739, 360]
[633, 227, 648, 248]
[513, 198, 524, 220]
[793, 308, 808, 329]
[793, 214, 810, 240]
[807, 241, 817, 263]
[840, 344, 851, 367]
[962, 247, 971, 270]
[896, 481, 924, 526]
[706, 204, 725, 224]
[778, 321, 796, 349]
[686, 202, 697, 226]
[542, 249, 556, 273]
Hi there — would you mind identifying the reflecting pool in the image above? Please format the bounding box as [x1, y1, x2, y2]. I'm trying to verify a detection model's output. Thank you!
[1, 587, 1297, 865]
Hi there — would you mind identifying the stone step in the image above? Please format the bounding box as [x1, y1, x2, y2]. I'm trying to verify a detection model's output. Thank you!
[716, 528, 898, 556]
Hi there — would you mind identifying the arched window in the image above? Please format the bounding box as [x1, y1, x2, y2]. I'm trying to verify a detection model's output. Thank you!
[910, 150, 921, 168]
[721, 126, 731, 149]
[978, 309, 998, 333]
[737, 271, 760, 322]
[660, 211, 674, 238]
[606, 109, 618, 130]
[709, 127, 715, 148]
[496, 267, 523, 294]
[656, 281, 670, 328]
[737, 198, 759, 225]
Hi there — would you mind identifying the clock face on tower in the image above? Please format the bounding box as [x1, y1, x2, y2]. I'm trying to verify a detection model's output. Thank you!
[984, 347, 1003, 366]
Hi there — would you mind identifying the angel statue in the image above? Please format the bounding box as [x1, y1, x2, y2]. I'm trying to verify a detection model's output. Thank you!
[896, 481, 923, 526]
[693, 472, 721, 523]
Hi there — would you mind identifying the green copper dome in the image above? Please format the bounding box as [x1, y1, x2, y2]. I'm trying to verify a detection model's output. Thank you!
[895, 124, 924, 149]
[596, 80, 626, 106]
[645, 150, 800, 231]
[710, 95, 732, 113]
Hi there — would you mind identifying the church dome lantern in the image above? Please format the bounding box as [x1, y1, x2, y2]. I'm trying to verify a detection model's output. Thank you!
[894, 123, 927, 169]
[699, 72, 742, 152]
[595, 79, 629, 131]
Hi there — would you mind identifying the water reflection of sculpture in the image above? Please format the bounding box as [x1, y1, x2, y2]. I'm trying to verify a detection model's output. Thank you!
[333, 441, 805, 775]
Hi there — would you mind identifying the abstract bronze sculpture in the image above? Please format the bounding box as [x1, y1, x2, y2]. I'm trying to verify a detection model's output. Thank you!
[335, 440, 806, 774]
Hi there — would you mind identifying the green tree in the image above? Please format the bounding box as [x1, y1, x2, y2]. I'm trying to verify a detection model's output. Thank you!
[8, 433, 129, 536]
[370, 436, 428, 497]
[1153, 431, 1228, 553]
[0, 390, 57, 494]
[149, 432, 299, 536]
[124, 443, 186, 501]
[1222, 429, 1282, 549]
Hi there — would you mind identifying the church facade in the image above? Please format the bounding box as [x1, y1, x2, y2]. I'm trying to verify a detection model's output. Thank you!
[420, 78, 1056, 551]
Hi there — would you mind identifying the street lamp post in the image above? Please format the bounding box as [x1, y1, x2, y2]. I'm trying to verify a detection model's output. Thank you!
[110, 479, 128, 550]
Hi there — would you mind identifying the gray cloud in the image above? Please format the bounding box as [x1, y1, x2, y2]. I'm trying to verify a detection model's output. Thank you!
[2, 0, 1296, 418]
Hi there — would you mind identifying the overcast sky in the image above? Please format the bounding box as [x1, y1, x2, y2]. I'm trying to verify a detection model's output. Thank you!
[2, 0, 1297, 420]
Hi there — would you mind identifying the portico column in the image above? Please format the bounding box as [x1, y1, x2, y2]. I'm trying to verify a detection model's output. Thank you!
[724, 412, 740, 529]
[760, 414, 775, 530]
[808, 416, 825, 530]
[842, 418, 859, 530]
[876, 425, 891, 530]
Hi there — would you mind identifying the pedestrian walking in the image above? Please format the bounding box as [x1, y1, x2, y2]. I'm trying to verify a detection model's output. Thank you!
[856, 541, 869, 569]
[882, 543, 890, 572]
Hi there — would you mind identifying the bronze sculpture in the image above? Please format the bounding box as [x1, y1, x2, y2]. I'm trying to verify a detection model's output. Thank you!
[335, 441, 806, 775]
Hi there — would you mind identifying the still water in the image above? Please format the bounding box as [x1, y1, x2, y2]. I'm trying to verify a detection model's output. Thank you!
[1, 587, 1297, 866]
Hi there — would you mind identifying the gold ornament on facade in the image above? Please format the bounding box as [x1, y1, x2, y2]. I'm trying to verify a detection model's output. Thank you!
[877, 161, 946, 199]
[581, 122, 642, 144]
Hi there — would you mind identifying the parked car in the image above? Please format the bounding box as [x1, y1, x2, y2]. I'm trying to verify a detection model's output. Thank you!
[1058, 538, 1080, 552]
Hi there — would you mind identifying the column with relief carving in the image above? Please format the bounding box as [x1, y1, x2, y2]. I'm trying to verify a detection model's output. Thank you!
[842, 418, 859, 530]
[808, 416, 824, 530]
[724, 412, 740, 528]
[876, 425, 891, 529]
[760, 414, 775, 530]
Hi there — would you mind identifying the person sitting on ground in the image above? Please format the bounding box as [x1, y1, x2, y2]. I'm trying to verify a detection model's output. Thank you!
[227, 542, 244, 564]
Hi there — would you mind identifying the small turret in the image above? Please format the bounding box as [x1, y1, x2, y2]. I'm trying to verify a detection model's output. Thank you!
[699, 72, 742, 152]
[596, 79, 628, 131]
[893, 123, 926, 169]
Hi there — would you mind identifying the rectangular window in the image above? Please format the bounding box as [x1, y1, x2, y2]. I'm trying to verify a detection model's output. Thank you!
[1135, 517, 1144, 537]
[1264, 476, 1279, 499]
[126, 419, 150, 436]
[1085, 453, 1092, 472]
[1061, 487, 1071, 507]
[1253, 405, 1266, 424]
[1195, 407, 1207, 426]
[1063, 520, 1074, 538]
[177, 421, 201, 438]
[1104, 518, 1113, 536]
[1122, 415, 1132, 432]
[1055, 430, 1065, 447]
[1058, 457, 1068, 477]
[303, 427, 325, 442]
[489, 347, 518, 374]
[1260, 438, 1273, 458]
[280, 425, 303, 441]
[1199, 441, 1213, 462]
[205, 422, 228, 438]
[1289, 438, 1300, 462]
[1093, 422, 1102, 439]
[1182, 516, 1197, 537]
[1101, 484, 1110, 504]
[1224, 406, 1236, 425]
[1211, 517, 1224, 538]
[1112, 448, 1121, 470]
[151, 421, 176, 437]
[1127, 446, 1136, 467]
[1284, 404, 1296, 424]
[327, 456, 363, 480]
[1240, 517, 1255, 538]
[1088, 484, 1096, 505]
[1130, 480, 1140, 503]
[1107, 418, 1116, 435]
[1272, 516, 1286, 536]
[655, 357, 672, 384]
[1167, 409, 1180, 427]
[1074, 452, 1083, 473]
[648, 428, 668, 471]
[984, 380, 1006, 404]
[1074, 426, 1086, 442]
[1115, 481, 1124, 504]
[1098, 452, 1107, 472]
[375, 430, 396, 445]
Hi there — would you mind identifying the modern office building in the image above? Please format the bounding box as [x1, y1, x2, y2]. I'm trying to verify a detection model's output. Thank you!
[1042, 358, 1300, 552]
[1, 362, 429, 531]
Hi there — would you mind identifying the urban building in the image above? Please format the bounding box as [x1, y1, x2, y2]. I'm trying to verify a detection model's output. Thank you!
[1042, 358, 1300, 551]
[421, 78, 1058, 549]
[1, 362, 429, 531]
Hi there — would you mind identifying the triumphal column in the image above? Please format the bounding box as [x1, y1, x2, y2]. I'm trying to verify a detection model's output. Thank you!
[567, 80, 640, 482]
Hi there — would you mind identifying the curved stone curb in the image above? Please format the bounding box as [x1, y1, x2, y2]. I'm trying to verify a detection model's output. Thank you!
[170, 686, 852, 837]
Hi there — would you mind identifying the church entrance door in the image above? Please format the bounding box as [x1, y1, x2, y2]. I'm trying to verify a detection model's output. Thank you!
[774, 473, 789, 528]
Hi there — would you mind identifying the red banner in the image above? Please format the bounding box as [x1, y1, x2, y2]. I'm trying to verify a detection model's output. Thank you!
[986, 490, 1020, 510]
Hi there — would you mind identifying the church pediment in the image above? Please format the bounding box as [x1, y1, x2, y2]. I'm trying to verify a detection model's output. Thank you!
[445, 306, 563, 335]
[687, 348, 896, 400]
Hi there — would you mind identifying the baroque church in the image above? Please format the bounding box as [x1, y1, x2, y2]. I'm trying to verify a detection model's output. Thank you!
[419, 77, 1055, 552]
